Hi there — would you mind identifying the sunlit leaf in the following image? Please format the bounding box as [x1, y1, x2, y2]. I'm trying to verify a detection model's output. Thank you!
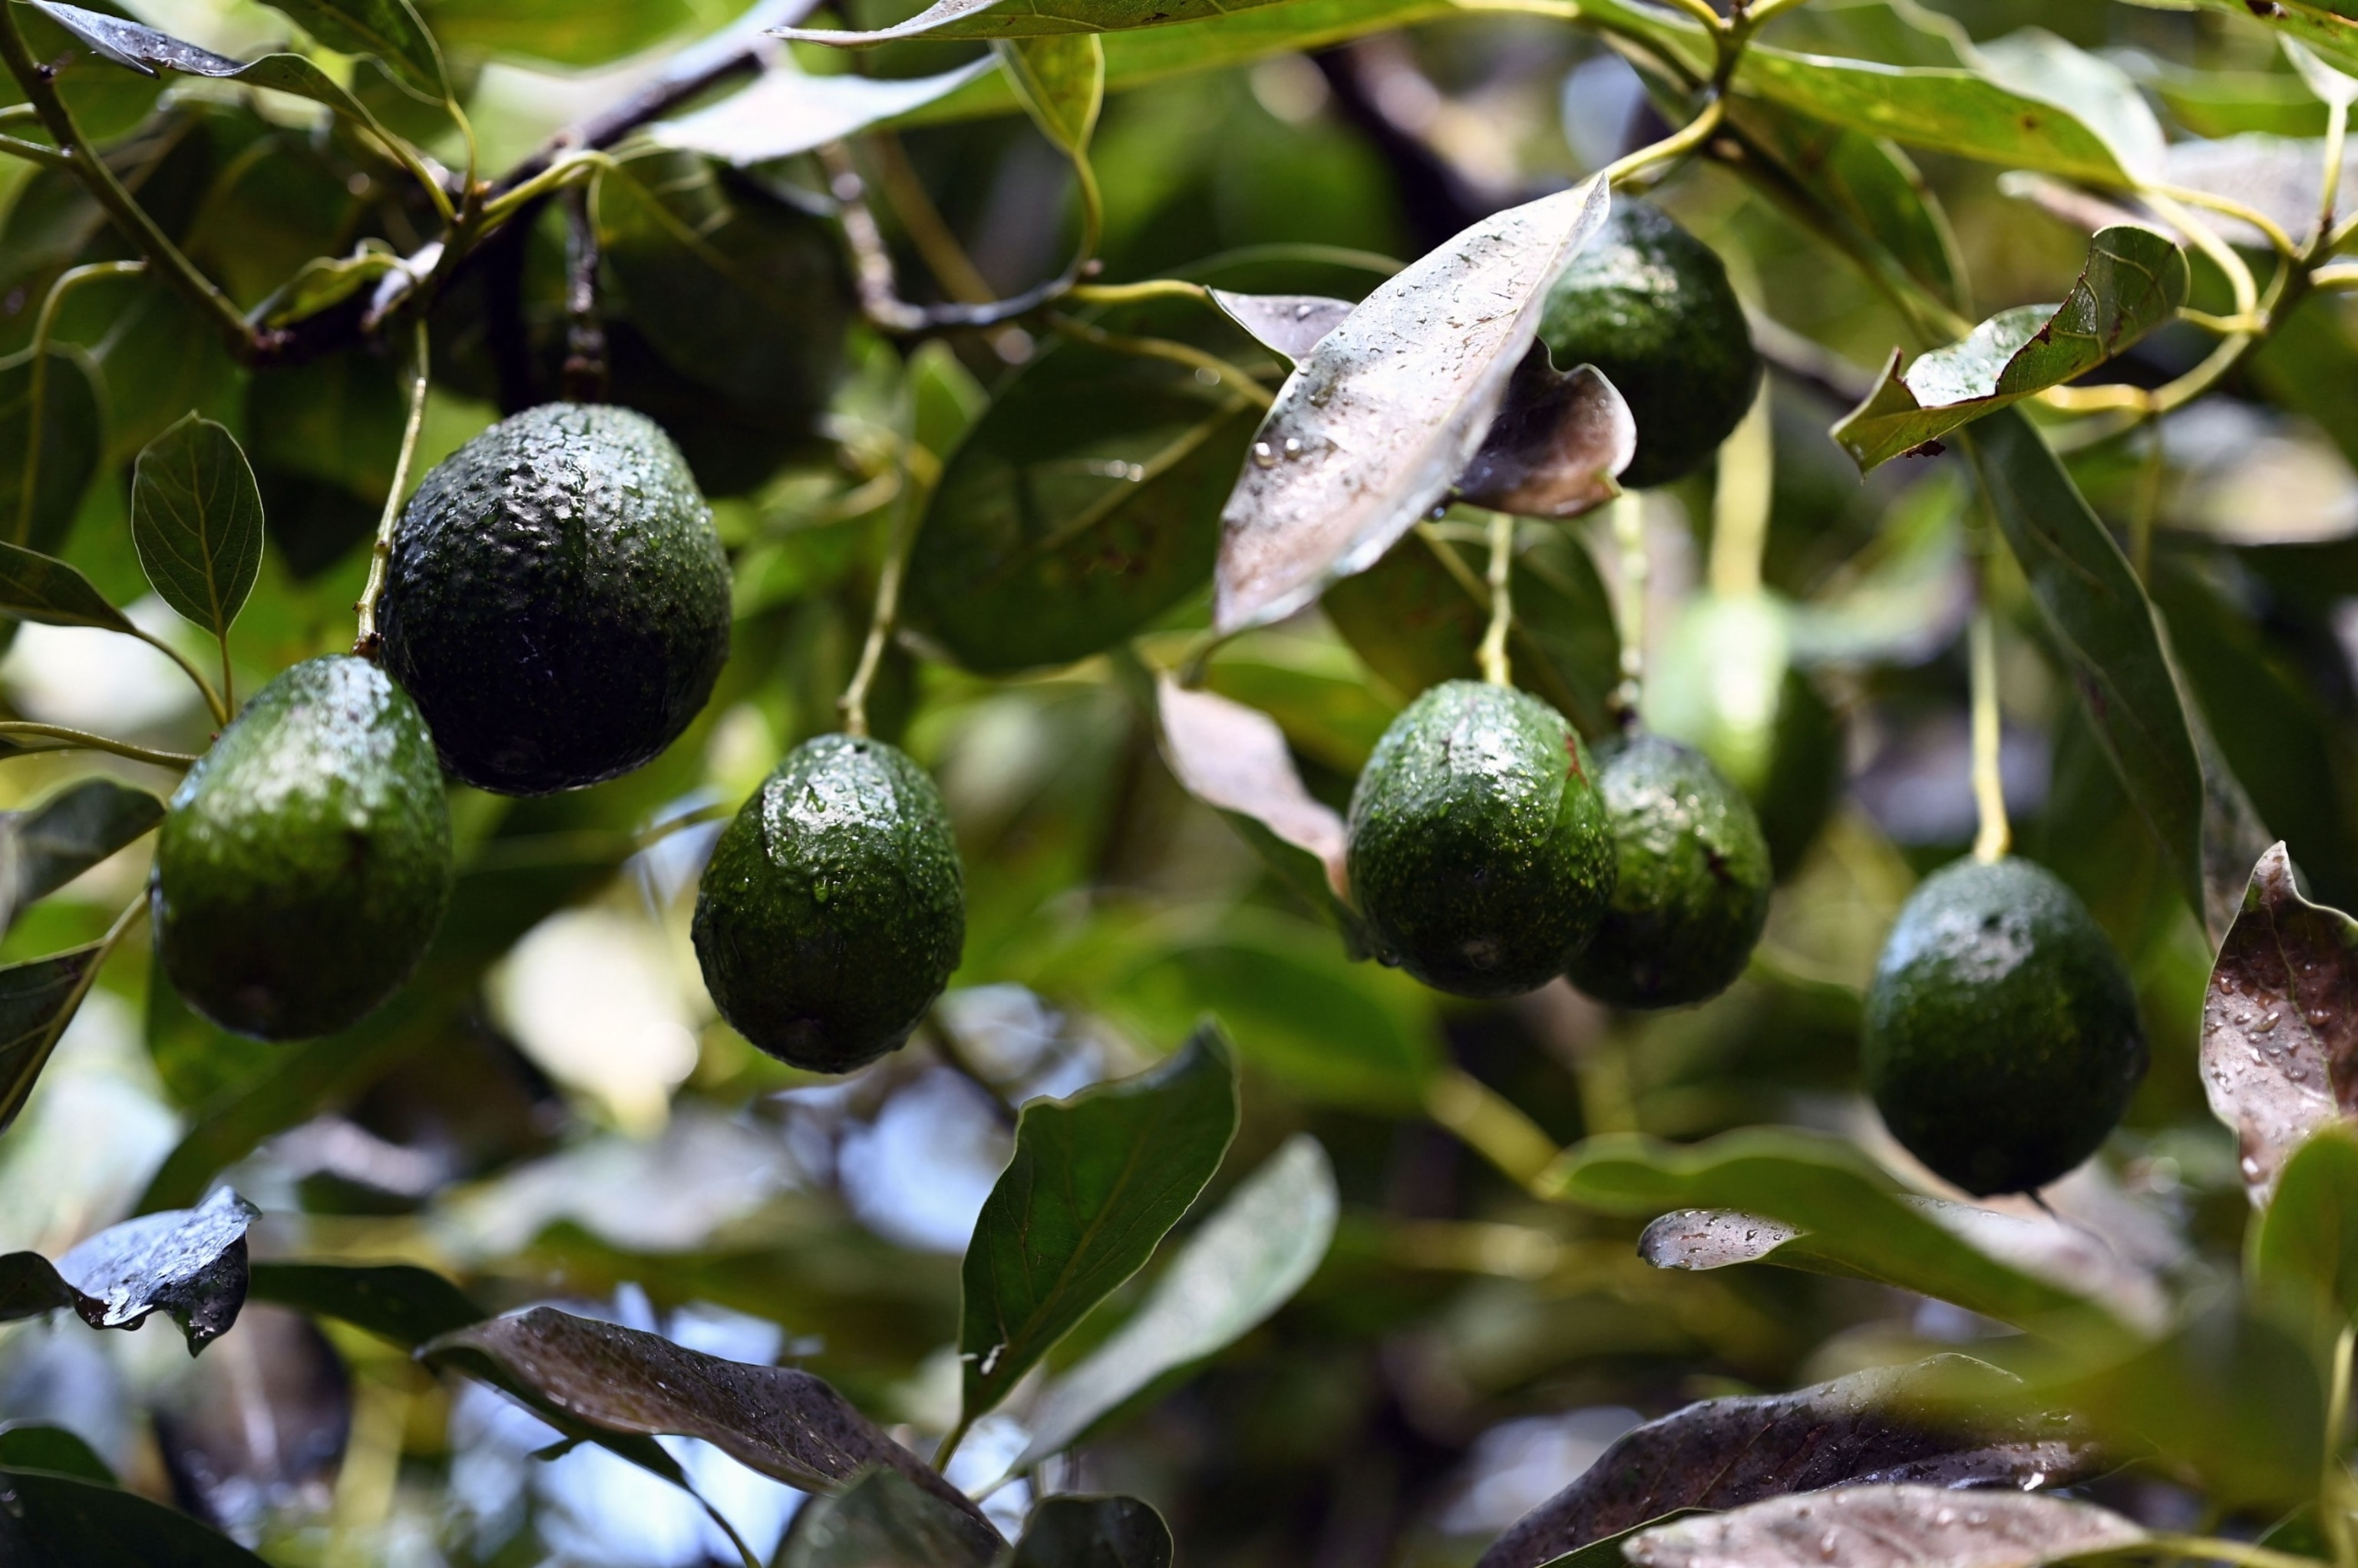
[1012, 1495, 1175, 1568]
[1018, 1135, 1338, 1467]
[1834, 227, 2187, 471]
[998, 34, 1105, 155]
[960, 1022, 1239, 1424]
[130, 414, 264, 643]
[1214, 177, 1609, 632]
[0, 348, 102, 554]
[0, 1467, 270, 1566]
[647, 58, 1002, 166]
[0, 1188, 259, 1354]
[253, 0, 446, 96]
[1723, 104, 1964, 316]
[780, 0, 1301, 45]
[1478, 1357, 2105, 1568]
[1623, 1484, 2145, 1568]
[414, 0, 692, 66]
[0, 779, 164, 935]
[1977, 30, 2168, 180]
[1210, 291, 1354, 363]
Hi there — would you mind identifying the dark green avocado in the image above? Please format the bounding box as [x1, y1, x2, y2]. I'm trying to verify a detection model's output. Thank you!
[151, 655, 453, 1041]
[376, 402, 732, 795]
[1535, 199, 1761, 488]
[1347, 680, 1615, 999]
[1863, 857, 2147, 1196]
[1565, 732, 1772, 1009]
[692, 734, 966, 1073]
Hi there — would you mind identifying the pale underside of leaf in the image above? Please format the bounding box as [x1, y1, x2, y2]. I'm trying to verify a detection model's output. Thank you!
[2201, 841, 2358, 1203]
[1454, 355, 1636, 519]
[776, 0, 1297, 46]
[1209, 291, 1356, 364]
[1155, 678, 1346, 896]
[1624, 1484, 2145, 1568]
[647, 58, 1001, 166]
[1213, 177, 1610, 632]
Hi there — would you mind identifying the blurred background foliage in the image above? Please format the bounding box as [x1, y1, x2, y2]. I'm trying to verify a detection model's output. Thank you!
[1, 0, 2353, 1562]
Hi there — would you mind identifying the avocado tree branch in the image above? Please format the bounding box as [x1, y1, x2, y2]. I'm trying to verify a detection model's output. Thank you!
[1607, 491, 1648, 727]
[0, 722, 196, 769]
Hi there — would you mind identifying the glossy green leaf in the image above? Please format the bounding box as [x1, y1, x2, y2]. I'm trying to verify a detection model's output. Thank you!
[0, 940, 110, 1137]
[1545, 1129, 2128, 1336]
[1623, 1486, 2146, 1568]
[960, 1022, 1240, 1424]
[1834, 227, 2187, 471]
[0, 1187, 259, 1353]
[998, 34, 1105, 155]
[0, 780, 164, 934]
[781, 0, 1299, 45]
[0, 348, 101, 554]
[1757, 0, 1973, 67]
[1977, 29, 2168, 178]
[253, 0, 446, 96]
[414, 0, 692, 66]
[246, 1260, 484, 1349]
[1958, 409, 2206, 926]
[26, 3, 400, 136]
[778, 1467, 995, 1568]
[130, 414, 264, 643]
[1017, 1135, 1338, 1467]
[0, 1424, 113, 1485]
[2252, 1124, 2358, 1340]
[648, 58, 1002, 167]
[0, 1467, 270, 1566]
[1012, 1496, 1175, 1568]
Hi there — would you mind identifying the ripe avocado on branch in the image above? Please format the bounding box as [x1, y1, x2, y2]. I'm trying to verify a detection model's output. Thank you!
[1566, 732, 1772, 1010]
[1864, 857, 2147, 1197]
[1347, 680, 1615, 999]
[377, 403, 732, 796]
[693, 735, 966, 1074]
[151, 656, 454, 1041]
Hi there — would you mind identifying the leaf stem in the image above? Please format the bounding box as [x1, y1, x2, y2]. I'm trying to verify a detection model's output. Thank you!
[1969, 600, 2009, 865]
[933, 1414, 976, 1477]
[1478, 510, 1514, 686]
[353, 320, 431, 657]
[1607, 490, 1647, 726]
[1065, 279, 1212, 308]
[0, 721, 196, 769]
[1599, 92, 1726, 190]
[17, 259, 144, 545]
[2145, 190, 2259, 320]
[133, 627, 230, 729]
[1044, 315, 1275, 410]
[0, 133, 67, 169]
[2319, 94, 2350, 253]
[1707, 382, 1773, 599]
[2141, 1538, 2346, 1568]
[840, 435, 920, 740]
[2144, 182, 2299, 262]
[1425, 1068, 1562, 1191]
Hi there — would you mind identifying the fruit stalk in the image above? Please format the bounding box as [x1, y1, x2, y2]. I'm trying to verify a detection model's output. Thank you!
[354, 322, 434, 658]
[1970, 602, 2010, 865]
[1706, 385, 1773, 601]
[1478, 510, 1514, 685]
[1608, 491, 1648, 724]
[841, 470, 916, 740]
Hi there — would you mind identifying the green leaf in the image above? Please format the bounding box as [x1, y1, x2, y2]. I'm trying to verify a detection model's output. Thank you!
[997, 34, 1105, 155]
[1977, 29, 2168, 179]
[1, 1188, 259, 1354]
[1016, 1136, 1336, 1467]
[130, 414, 264, 645]
[0, 1424, 114, 1485]
[0, 539, 132, 633]
[647, 58, 1002, 167]
[0, 1252, 74, 1319]
[1834, 227, 2187, 471]
[1756, 0, 1973, 68]
[1957, 409, 2206, 927]
[0, 1467, 270, 1566]
[780, 0, 1300, 45]
[25, 2, 397, 133]
[0, 940, 111, 1137]
[905, 319, 1261, 674]
[253, 0, 447, 97]
[959, 1022, 1240, 1424]
[246, 1260, 484, 1349]
[0, 779, 164, 934]
[778, 1467, 996, 1568]
[2182, 0, 2358, 84]
[414, 0, 692, 66]
[1623, 1486, 2146, 1568]
[1012, 1496, 1175, 1568]
[2253, 1124, 2358, 1343]
[0, 348, 102, 554]
[1544, 1129, 2128, 1336]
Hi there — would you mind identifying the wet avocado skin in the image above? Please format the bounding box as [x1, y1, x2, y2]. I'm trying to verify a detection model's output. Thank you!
[377, 403, 732, 795]
[693, 735, 966, 1074]
[1347, 680, 1614, 999]
[1565, 733, 1772, 1009]
[1535, 199, 1760, 490]
[152, 655, 454, 1041]
[1864, 857, 2147, 1196]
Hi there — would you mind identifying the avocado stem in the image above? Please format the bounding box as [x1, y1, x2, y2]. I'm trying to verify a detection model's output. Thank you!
[353, 322, 434, 658]
[1969, 603, 2010, 865]
[1707, 384, 1773, 601]
[1478, 509, 1515, 685]
[1607, 492, 1647, 726]
[841, 454, 917, 739]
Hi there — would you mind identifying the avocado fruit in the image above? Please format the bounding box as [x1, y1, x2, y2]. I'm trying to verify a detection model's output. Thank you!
[1565, 732, 1772, 1009]
[151, 655, 454, 1041]
[1534, 199, 1760, 489]
[1347, 680, 1615, 999]
[1863, 857, 2147, 1196]
[376, 402, 732, 795]
[693, 734, 966, 1073]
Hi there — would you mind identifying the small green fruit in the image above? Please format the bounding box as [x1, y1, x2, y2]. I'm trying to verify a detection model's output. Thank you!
[377, 403, 732, 795]
[1534, 199, 1760, 489]
[1347, 680, 1615, 999]
[1864, 857, 2147, 1196]
[152, 655, 453, 1041]
[1565, 733, 1772, 1009]
[693, 734, 966, 1073]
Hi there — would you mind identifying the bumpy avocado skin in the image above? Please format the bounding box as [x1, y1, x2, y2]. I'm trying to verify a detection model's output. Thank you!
[693, 735, 966, 1073]
[152, 655, 454, 1041]
[1863, 857, 2147, 1196]
[377, 403, 732, 795]
[1565, 733, 1772, 1009]
[1535, 200, 1761, 489]
[1347, 681, 1615, 999]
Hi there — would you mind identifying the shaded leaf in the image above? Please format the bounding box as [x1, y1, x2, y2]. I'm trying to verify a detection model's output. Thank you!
[1834, 227, 2187, 472]
[0, 348, 102, 553]
[1214, 177, 1609, 632]
[779, 1466, 995, 1568]
[1477, 1358, 2106, 1568]
[998, 34, 1105, 155]
[780, 0, 1298, 45]
[54, 1187, 259, 1352]
[246, 1259, 484, 1349]
[1960, 409, 2205, 929]
[1018, 1135, 1338, 1467]
[422, 1306, 1001, 1554]
[0, 1424, 114, 1484]
[1210, 290, 1355, 363]
[1154, 678, 1348, 910]
[253, 246, 405, 332]
[0, 1467, 270, 1566]
[2201, 843, 2358, 1202]
[0, 1252, 75, 1319]
[960, 1022, 1240, 1424]
[130, 414, 264, 643]
[253, 0, 445, 96]
[0, 940, 111, 1138]
[648, 58, 1000, 166]
[2251, 1123, 2358, 1338]
[1727, 107, 1966, 316]
[1544, 1130, 2127, 1335]
[1012, 1495, 1174, 1568]
[0, 780, 164, 935]
[1623, 1485, 2145, 1568]
[1455, 355, 1636, 519]
[0, 538, 134, 633]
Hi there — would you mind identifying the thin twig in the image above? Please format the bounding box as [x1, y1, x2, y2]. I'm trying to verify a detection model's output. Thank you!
[562, 184, 609, 403]
[353, 321, 432, 657]
[0, 721, 196, 769]
[1478, 509, 1514, 685]
[1044, 314, 1274, 409]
